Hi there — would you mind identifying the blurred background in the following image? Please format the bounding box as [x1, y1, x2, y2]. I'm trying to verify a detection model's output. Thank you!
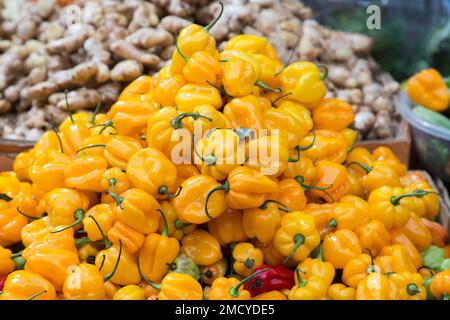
[304, 0, 450, 80]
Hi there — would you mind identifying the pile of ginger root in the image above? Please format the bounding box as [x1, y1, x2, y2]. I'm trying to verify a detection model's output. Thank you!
[0, 0, 400, 141]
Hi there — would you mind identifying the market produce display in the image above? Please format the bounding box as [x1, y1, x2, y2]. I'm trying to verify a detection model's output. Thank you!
[0, 3, 449, 300]
[0, 0, 399, 142]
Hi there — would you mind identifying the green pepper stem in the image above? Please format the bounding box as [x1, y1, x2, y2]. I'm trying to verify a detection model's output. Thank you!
[294, 176, 334, 202]
[11, 252, 22, 259]
[136, 255, 161, 291]
[244, 258, 255, 270]
[310, 243, 323, 261]
[255, 80, 281, 93]
[295, 269, 306, 288]
[16, 207, 41, 220]
[203, 2, 224, 32]
[347, 131, 359, 153]
[0, 193, 12, 201]
[65, 90, 74, 124]
[175, 219, 191, 230]
[204, 181, 230, 220]
[158, 209, 169, 237]
[317, 64, 328, 80]
[192, 133, 217, 166]
[50, 209, 85, 233]
[171, 112, 212, 129]
[390, 189, 439, 206]
[103, 240, 122, 282]
[98, 254, 106, 271]
[206, 80, 233, 99]
[175, 35, 189, 62]
[274, 47, 296, 77]
[288, 145, 301, 163]
[234, 127, 256, 143]
[283, 233, 305, 264]
[228, 268, 270, 297]
[406, 283, 421, 296]
[259, 199, 291, 213]
[346, 161, 372, 174]
[107, 189, 124, 209]
[89, 96, 102, 125]
[75, 237, 92, 248]
[76, 144, 106, 155]
[364, 248, 376, 273]
[89, 215, 112, 249]
[26, 289, 47, 300]
[271, 92, 293, 107]
[298, 129, 316, 151]
[443, 293, 450, 300]
[52, 128, 64, 154]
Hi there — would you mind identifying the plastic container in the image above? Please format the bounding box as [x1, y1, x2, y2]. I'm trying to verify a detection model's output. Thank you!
[398, 92, 450, 182]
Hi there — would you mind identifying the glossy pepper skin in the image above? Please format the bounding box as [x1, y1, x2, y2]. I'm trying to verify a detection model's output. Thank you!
[13, 149, 34, 182]
[127, 148, 178, 199]
[222, 57, 259, 97]
[209, 276, 252, 300]
[20, 216, 51, 247]
[0, 270, 56, 300]
[200, 258, 227, 285]
[373, 146, 407, 176]
[300, 130, 348, 164]
[263, 100, 313, 150]
[96, 243, 141, 286]
[356, 273, 398, 300]
[22, 228, 77, 260]
[225, 166, 279, 209]
[138, 209, 180, 282]
[167, 254, 200, 280]
[322, 229, 362, 269]
[330, 195, 370, 231]
[243, 264, 294, 297]
[152, 74, 186, 107]
[0, 208, 28, 247]
[107, 99, 158, 136]
[327, 283, 356, 300]
[312, 98, 354, 131]
[374, 245, 417, 274]
[232, 242, 264, 277]
[368, 186, 416, 230]
[175, 84, 222, 113]
[157, 273, 203, 300]
[242, 201, 283, 244]
[100, 167, 131, 204]
[24, 247, 80, 291]
[37, 188, 89, 230]
[108, 221, 145, 254]
[389, 272, 426, 300]
[103, 135, 143, 171]
[113, 188, 160, 235]
[288, 269, 328, 300]
[63, 263, 106, 300]
[113, 285, 146, 300]
[430, 270, 450, 300]
[181, 230, 222, 266]
[342, 253, 379, 288]
[355, 220, 391, 256]
[158, 201, 196, 241]
[0, 245, 15, 274]
[223, 95, 265, 130]
[194, 128, 244, 181]
[348, 160, 402, 194]
[64, 154, 108, 192]
[173, 175, 227, 224]
[182, 50, 222, 85]
[407, 68, 449, 112]
[207, 208, 247, 246]
[146, 107, 193, 158]
[270, 179, 307, 212]
[308, 160, 350, 203]
[83, 203, 115, 242]
[29, 149, 71, 192]
[389, 229, 422, 269]
[279, 62, 327, 108]
[225, 35, 279, 59]
[297, 258, 335, 287]
[273, 211, 320, 263]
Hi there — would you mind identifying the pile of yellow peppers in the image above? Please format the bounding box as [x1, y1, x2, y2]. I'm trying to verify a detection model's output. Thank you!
[1, 6, 449, 300]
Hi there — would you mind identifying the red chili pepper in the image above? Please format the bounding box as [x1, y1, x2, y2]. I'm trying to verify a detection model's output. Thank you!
[0, 274, 7, 291]
[243, 264, 294, 297]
